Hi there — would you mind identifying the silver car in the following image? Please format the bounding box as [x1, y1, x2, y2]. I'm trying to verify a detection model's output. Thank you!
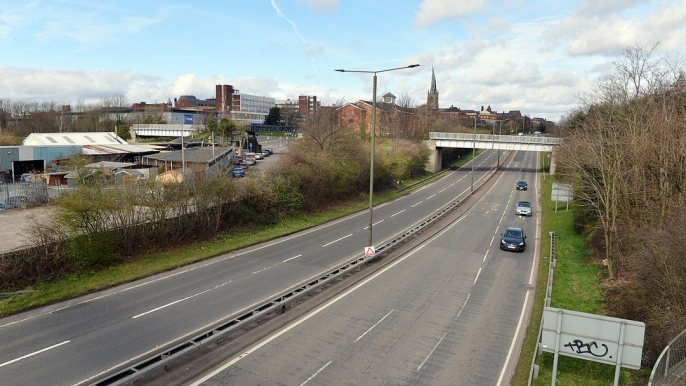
[515, 201, 532, 216]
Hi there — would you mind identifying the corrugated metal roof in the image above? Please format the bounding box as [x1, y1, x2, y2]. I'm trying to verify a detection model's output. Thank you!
[82, 144, 161, 155]
[22, 132, 127, 146]
[86, 161, 136, 169]
[143, 147, 232, 164]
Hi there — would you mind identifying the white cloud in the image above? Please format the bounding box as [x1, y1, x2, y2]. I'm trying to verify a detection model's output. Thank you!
[548, 0, 686, 57]
[296, 0, 339, 12]
[414, 0, 483, 28]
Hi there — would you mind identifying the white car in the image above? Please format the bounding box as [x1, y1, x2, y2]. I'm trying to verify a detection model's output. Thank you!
[515, 201, 532, 216]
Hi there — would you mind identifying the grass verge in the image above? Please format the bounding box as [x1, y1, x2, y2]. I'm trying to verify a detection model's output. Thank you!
[0, 153, 477, 316]
[511, 153, 636, 386]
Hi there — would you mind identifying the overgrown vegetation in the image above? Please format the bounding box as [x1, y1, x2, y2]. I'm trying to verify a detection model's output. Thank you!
[0, 105, 430, 312]
[556, 42, 686, 376]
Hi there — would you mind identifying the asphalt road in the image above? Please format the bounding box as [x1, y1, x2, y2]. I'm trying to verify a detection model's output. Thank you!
[183, 150, 541, 386]
[0, 148, 527, 386]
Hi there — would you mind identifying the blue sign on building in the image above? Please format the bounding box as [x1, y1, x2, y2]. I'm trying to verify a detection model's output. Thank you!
[184, 114, 194, 124]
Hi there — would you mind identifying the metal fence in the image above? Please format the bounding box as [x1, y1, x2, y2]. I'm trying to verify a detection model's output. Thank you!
[649, 329, 686, 386]
[0, 181, 49, 209]
[528, 231, 557, 385]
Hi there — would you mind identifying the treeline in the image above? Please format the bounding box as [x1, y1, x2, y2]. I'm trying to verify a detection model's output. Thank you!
[557, 43, 686, 369]
[0, 105, 430, 290]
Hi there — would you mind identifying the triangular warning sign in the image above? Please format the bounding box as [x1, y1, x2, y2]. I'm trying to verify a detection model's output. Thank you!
[365, 246, 376, 257]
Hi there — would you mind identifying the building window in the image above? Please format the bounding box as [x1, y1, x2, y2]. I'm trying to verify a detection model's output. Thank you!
[348, 119, 354, 124]
[349, 110, 354, 115]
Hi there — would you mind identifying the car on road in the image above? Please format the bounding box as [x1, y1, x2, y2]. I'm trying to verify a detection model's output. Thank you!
[254, 153, 264, 160]
[500, 227, 527, 252]
[515, 201, 532, 216]
[232, 167, 246, 178]
[260, 151, 269, 157]
[245, 159, 256, 166]
[264, 148, 273, 155]
[516, 180, 528, 190]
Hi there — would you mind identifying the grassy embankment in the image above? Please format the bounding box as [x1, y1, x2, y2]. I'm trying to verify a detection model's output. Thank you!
[511, 152, 638, 386]
[0, 151, 479, 316]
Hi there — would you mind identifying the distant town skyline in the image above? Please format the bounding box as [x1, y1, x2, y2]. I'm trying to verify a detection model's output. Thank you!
[2, 0, 686, 123]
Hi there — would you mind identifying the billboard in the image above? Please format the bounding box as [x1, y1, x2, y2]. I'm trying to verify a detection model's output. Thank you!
[184, 114, 194, 124]
[541, 307, 645, 370]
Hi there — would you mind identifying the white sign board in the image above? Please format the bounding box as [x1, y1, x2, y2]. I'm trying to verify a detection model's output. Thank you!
[541, 307, 645, 370]
[551, 183, 572, 202]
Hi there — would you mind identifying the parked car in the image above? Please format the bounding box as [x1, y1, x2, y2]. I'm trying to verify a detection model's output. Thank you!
[260, 151, 270, 157]
[238, 161, 249, 168]
[516, 180, 528, 190]
[515, 201, 532, 216]
[254, 153, 264, 160]
[232, 167, 246, 178]
[500, 227, 527, 252]
[0, 201, 8, 210]
[245, 159, 256, 166]
[264, 148, 273, 155]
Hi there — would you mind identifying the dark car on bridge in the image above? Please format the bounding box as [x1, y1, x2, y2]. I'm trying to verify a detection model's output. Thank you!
[500, 227, 527, 252]
[516, 180, 528, 190]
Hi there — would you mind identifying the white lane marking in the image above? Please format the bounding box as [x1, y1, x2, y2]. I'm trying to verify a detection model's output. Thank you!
[321, 234, 353, 248]
[410, 201, 424, 208]
[490, 235, 495, 246]
[439, 188, 446, 193]
[0, 340, 70, 368]
[426, 194, 436, 200]
[449, 183, 455, 187]
[189, 205, 470, 386]
[454, 294, 470, 320]
[282, 254, 302, 263]
[483, 250, 489, 262]
[390, 209, 406, 217]
[473, 267, 482, 284]
[132, 282, 228, 319]
[417, 332, 447, 371]
[300, 360, 332, 386]
[253, 263, 280, 274]
[355, 309, 395, 342]
[363, 220, 385, 230]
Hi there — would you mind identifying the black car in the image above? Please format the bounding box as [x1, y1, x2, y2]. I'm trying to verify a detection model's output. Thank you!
[516, 180, 528, 190]
[500, 227, 527, 252]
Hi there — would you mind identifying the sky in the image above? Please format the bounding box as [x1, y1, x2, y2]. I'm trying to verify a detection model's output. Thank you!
[2, 0, 686, 122]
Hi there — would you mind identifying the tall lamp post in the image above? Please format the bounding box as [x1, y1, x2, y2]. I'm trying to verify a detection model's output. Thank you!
[335, 64, 420, 249]
[471, 115, 476, 192]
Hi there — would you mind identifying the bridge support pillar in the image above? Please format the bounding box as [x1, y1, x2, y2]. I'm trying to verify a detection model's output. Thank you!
[424, 140, 442, 173]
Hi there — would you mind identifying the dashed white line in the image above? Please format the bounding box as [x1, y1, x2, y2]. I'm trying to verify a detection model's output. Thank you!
[439, 188, 446, 193]
[390, 209, 406, 217]
[363, 220, 384, 230]
[355, 309, 394, 342]
[417, 332, 448, 371]
[321, 234, 353, 248]
[282, 254, 302, 263]
[132, 282, 228, 319]
[449, 183, 455, 187]
[0, 340, 70, 368]
[483, 250, 489, 262]
[301, 360, 332, 386]
[411, 201, 424, 208]
[426, 194, 436, 200]
[474, 267, 482, 284]
[454, 294, 470, 320]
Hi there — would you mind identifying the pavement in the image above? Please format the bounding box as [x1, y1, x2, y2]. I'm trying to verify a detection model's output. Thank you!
[0, 206, 55, 254]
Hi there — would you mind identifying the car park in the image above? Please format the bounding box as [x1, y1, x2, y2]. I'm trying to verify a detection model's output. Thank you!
[515, 201, 532, 216]
[500, 227, 527, 252]
[232, 167, 246, 178]
[516, 180, 528, 190]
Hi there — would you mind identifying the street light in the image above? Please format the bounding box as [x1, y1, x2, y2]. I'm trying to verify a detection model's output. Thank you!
[335, 64, 420, 249]
[472, 115, 476, 192]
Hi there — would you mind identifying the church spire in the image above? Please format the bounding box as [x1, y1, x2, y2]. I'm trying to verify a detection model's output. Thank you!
[429, 66, 438, 94]
[427, 66, 439, 111]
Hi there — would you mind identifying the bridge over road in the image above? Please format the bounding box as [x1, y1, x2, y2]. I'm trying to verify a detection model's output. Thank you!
[425, 132, 563, 172]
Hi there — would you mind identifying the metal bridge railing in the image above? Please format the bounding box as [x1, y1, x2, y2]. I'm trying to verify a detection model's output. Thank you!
[429, 132, 564, 146]
[649, 328, 686, 386]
